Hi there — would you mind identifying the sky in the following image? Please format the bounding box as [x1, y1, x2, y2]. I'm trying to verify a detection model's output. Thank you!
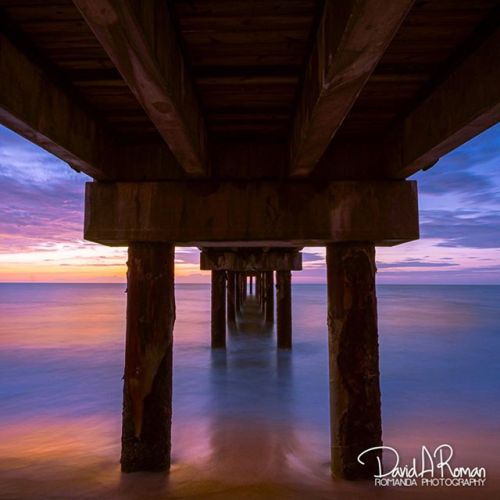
[0, 124, 499, 284]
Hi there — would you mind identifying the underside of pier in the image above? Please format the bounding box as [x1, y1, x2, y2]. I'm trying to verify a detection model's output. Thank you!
[1, 0, 498, 480]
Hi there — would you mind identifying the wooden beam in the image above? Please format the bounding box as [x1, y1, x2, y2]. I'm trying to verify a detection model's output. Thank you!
[200, 248, 303, 271]
[73, 0, 208, 176]
[0, 31, 115, 180]
[383, 28, 500, 179]
[289, 0, 414, 177]
[84, 180, 419, 246]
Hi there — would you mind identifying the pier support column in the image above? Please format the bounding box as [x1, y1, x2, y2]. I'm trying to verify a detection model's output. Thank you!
[227, 272, 236, 324]
[265, 270, 274, 323]
[261, 273, 266, 310]
[121, 242, 175, 472]
[211, 270, 226, 348]
[326, 243, 382, 480]
[276, 270, 292, 349]
[249, 275, 253, 295]
[235, 273, 241, 312]
[242, 274, 247, 302]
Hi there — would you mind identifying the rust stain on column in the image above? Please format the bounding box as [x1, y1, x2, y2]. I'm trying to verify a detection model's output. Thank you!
[211, 270, 226, 348]
[326, 243, 382, 480]
[121, 242, 175, 472]
[276, 270, 292, 349]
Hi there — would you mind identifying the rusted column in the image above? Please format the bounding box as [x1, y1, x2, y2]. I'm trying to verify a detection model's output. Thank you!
[211, 270, 226, 348]
[121, 242, 175, 472]
[276, 270, 292, 349]
[265, 270, 274, 323]
[326, 243, 382, 480]
[227, 271, 236, 324]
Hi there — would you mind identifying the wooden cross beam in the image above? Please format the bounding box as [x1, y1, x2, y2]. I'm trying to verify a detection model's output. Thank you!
[200, 248, 303, 271]
[84, 180, 419, 246]
[289, 0, 414, 177]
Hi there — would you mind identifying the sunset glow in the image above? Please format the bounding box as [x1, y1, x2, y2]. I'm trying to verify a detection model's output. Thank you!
[1, 124, 499, 284]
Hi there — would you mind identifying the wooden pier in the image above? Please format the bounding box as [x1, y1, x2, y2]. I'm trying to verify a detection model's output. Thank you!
[1, 0, 498, 480]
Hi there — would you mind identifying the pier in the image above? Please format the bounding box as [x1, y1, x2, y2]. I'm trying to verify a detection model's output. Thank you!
[0, 0, 498, 480]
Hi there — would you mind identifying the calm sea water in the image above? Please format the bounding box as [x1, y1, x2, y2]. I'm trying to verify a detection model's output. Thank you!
[0, 284, 499, 499]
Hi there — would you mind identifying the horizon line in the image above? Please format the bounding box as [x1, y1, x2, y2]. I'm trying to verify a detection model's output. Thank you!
[1, 281, 499, 286]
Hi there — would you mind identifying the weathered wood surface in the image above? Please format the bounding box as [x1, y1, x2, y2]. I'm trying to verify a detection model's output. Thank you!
[121, 243, 175, 472]
[172, 0, 317, 140]
[0, 31, 114, 179]
[382, 28, 500, 178]
[276, 270, 292, 349]
[314, 23, 500, 180]
[326, 243, 382, 479]
[289, 0, 414, 176]
[0, 0, 162, 142]
[337, 0, 499, 137]
[200, 248, 302, 271]
[85, 180, 419, 246]
[211, 270, 226, 348]
[1, 0, 497, 166]
[73, 0, 208, 175]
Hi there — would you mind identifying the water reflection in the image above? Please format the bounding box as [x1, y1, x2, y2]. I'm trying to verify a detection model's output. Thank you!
[0, 284, 499, 498]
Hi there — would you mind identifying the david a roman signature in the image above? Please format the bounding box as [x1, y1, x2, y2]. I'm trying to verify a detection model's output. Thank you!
[357, 444, 487, 487]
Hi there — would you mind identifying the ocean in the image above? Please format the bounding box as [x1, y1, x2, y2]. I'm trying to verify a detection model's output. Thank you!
[0, 283, 499, 499]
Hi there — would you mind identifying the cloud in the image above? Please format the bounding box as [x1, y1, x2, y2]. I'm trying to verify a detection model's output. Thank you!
[414, 124, 500, 208]
[0, 128, 88, 253]
[418, 170, 494, 196]
[1, 124, 500, 283]
[377, 259, 458, 269]
[174, 250, 201, 265]
[420, 210, 500, 249]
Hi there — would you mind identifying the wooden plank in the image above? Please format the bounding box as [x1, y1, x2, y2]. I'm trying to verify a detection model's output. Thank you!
[84, 180, 419, 246]
[0, 31, 115, 179]
[214, 142, 287, 178]
[172, 0, 317, 18]
[289, 0, 414, 176]
[177, 15, 313, 33]
[73, 0, 208, 176]
[383, 28, 500, 178]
